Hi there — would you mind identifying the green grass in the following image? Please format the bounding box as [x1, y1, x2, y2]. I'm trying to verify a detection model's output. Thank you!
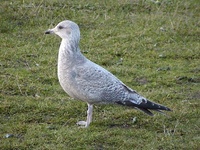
[0, 0, 199, 149]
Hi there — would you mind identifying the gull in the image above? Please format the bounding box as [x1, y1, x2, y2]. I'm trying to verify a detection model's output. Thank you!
[45, 20, 171, 127]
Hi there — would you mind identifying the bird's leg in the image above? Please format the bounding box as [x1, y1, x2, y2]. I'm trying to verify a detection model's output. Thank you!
[86, 103, 93, 127]
[76, 103, 93, 128]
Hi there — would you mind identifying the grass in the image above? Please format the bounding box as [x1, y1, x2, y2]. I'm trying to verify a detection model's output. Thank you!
[0, 0, 199, 149]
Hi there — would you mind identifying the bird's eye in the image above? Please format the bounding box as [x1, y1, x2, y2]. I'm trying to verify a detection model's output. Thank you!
[58, 26, 64, 29]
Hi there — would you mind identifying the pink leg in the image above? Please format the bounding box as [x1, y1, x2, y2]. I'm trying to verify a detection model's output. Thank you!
[76, 103, 93, 128]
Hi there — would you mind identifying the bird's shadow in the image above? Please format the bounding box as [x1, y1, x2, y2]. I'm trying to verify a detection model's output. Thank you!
[91, 114, 169, 131]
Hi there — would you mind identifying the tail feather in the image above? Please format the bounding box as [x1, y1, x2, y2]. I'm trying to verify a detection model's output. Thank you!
[116, 99, 171, 116]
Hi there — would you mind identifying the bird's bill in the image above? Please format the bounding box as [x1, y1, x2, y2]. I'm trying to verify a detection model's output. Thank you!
[45, 29, 54, 34]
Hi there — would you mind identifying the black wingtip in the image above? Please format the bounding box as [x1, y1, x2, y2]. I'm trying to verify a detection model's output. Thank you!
[116, 100, 171, 116]
[164, 107, 172, 111]
[137, 107, 154, 116]
[137, 100, 171, 111]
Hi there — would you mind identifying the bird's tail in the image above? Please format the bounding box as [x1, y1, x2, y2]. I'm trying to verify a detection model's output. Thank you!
[116, 98, 171, 116]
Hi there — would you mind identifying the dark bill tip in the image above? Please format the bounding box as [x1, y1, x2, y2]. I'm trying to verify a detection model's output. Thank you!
[45, 29, 54, 34]
[45, 31, 51, 34]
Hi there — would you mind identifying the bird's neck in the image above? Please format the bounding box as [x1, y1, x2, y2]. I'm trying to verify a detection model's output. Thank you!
[58, 39, 86, 68]
[60, 39, 79, 53]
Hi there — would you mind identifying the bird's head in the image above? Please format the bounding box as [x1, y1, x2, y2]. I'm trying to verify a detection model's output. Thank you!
[45, 20, 80, 43]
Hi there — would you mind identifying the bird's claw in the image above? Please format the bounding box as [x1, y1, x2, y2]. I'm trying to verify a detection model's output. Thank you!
[76, 121, 88, 128]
